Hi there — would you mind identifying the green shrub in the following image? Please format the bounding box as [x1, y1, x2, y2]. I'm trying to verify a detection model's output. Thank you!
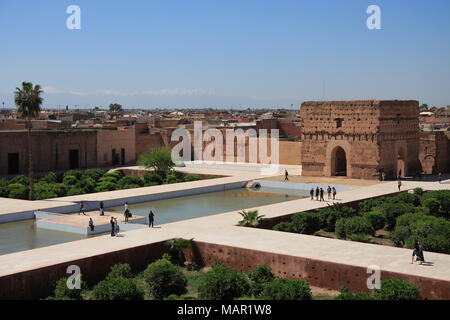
[164, 238, 193, 266]
[117, 176, 144, 189]
[348, 233, 371, 243]
[334, 287, 373, 300]
[9, 175, 29, 186]
[183, 174, 201, 182]
[63, 175, 78, 186]
[75, 177, 96, 193]
[34, 183, 58, 200]
[362, 211, 385, 230]
[53, 276, 84, 300]
[393, 213, 450, 253]
[248, 264, 275, 297]
[50, 183, 68, 197]
[64, 170, 83, 180]
[66, 187, 86, 196]
[259, 278, 312, 300]
[371, 279, 421, 300]
[198, 262, 250, 300]
[82, 168, 105, 181]
[422, 190, 450, 215]
[41, 172, 58, 184]
[91, 277, 143, 300]
[335, 216, 374, 239]
[7, 183, 28, 199]
[143, 172, 163, 185]
[316, 203, 358, 232]
[394, 193, 421, 206]
[378, 202, 415, 230]
[413, 188, 424, 197]
[103, 170, 124, 181]
[137, 148, 175, 175]
[423, 198, 441, 216]
[164, 172, 179, 184]
[95, 182, 117, 192]
[359, 197, 393, 213]
[143, 259, 187, 299]
[290, 211, 321, 234]
[106, 263, 133, 280]
[273, 221, 292, 232]
[101, 176, 118, 184]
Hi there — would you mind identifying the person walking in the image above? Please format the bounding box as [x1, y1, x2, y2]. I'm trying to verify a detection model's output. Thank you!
[319, 188, 324, 202]
[438, 172, 442, 184]
[79, 201, 86, 215]
[114, 218, 120, 235]
[418, 242, 425, 264]
[411, 239, 419, 264]
[381, 172, 385, 182]
[110, 217, 115, 237]
[309, 187, 314, 200]
[332, 187, 337, 200]
[398, 180, 402, 191]
[148, 210, 155, 228]
[284, 170, 289, 181]
[89, 218, 95, 232]
[327, 186, 331, 200]
[124, 202, 129, 223]
[315, 187, 319, 201]
[99, 201, 104, 216]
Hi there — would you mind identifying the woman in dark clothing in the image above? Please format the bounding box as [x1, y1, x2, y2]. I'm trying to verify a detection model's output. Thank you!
[315, 187, 319, 201]
[411, 240, 419, 264]
[110, 217, 115, 237]
[417, 242, 425, 264]
[148, 210, 155, 228]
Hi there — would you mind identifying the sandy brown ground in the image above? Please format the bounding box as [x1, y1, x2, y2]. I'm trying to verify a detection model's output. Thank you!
[263, 175, 383, 187]
[310, 285, 340, 299]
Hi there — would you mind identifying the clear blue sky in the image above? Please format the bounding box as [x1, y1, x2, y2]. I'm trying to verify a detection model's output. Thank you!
[0, 0, 449, 109]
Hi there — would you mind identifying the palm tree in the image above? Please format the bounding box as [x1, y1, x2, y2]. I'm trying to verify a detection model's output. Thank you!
[14, 82, 43, 200]
[238, 210, 265, 227]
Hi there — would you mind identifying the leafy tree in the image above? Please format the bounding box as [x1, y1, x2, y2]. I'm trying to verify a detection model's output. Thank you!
[138, 148, 175, 176]
[143, 258, 188, 299]
[248, 264, 274, 297]
[91, 277, 143, 300]
[259, 278, 312, 300]
[335, 216, 374, 239]
[290, 211, 321, 234]
[109, 103, 123, 112]
[423, 198, 441, 216]
[164, 238, 193, 266]
[198, 262, 250, 300]
[143, 172, 163, 185]
[238, 210, 265, 227]
[371, 279, 421, 300]
[105, 263, 133, 280]
[362, 211, 386, 230]
[14, 81, 43, 200]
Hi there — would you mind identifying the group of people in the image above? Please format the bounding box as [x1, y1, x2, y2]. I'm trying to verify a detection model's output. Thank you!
[79, 200, 157, 236]
[310, 186, 337, 201]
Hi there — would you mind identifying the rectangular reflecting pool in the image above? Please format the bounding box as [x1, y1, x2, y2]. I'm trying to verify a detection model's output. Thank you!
[0, 187, 306, 256]
[108, 187, 306, 225]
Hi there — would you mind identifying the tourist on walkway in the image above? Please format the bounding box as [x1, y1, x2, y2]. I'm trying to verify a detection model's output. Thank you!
[381, 172, 385, 182]
[319, 188, 324, 202]
[110, 217, 115, 237]
[124, 202, 130, 223]
[114, 218, 120, 235]
[411, 240, 419, 264]
[315, 187, 319, 201]
[398, 180, 402, 191]
[438, 172, 442, 184]
[79, 201, 86, 215]
[332, 187, 337, 200]
[310, 188, 314, 200]
[99, 201, 104, 216]
[418, 242, 425, 264]
[89, 218, 95, 232]
[148, 210, 155, 228]
[284, 170, 289, 181]
[327, 186, 331, 199]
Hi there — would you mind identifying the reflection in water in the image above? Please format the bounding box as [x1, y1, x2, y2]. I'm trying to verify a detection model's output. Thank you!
[0, 219, 92, 256]
[108, 187, 307, 225]
[0, 187, 307, 256]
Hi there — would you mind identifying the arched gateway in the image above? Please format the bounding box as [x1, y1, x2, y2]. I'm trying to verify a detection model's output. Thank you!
[331, 146, 347, 176]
